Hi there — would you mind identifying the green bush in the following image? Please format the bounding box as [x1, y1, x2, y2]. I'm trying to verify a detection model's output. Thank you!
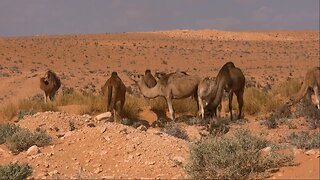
[0, 163, 32, 180]
[0, 124, 21, 144]
[187, 129, 293, 179]
[5, 128, 51, 153]
[286, 131, 320, 149]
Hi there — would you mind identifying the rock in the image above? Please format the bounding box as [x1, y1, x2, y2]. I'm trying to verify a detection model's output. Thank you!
[100, 126, 107, 134]
[95, 112, 112, 121]
[87, 123, 96, 127]
[293, 148, 302, 155]
[94, 168, 103, 174]
[56, 131, 65, 138]
[119, 127, 128, 134]
[147, 161, 156, 165]
[261, 146, 272, 155]
[305, 149, 319, 156]
[172, 156, 185, 165]
[48, 170, 59, 176]
[64, 131, 73, 137]
[102, 176, 115, 179]
[27, 145, 40, 156]
[137, 125, 147, 131]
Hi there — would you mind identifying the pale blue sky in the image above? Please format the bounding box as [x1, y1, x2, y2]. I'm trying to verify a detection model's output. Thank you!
[0, 0, 319, 36]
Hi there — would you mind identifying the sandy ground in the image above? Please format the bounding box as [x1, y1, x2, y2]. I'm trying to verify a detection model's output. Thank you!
[0, 30, 319, 179]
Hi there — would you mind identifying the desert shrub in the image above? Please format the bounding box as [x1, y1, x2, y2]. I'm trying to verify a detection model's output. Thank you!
[261, 117, 278, 129]
[187, 129, 293, 179]
[17, 110, 35, 120]
[0, 124, 21, 144]
[0, 163, 32, 180]
[285, 131, 320, 149]
[5, 128, 51, 153]
[162, 122, 189, 140]
[207, 117, 230, 136]
[271, 78, 301, 98]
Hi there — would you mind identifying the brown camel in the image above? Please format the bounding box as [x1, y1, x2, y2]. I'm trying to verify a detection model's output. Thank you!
[101, 72, 126, 118]
[289, 67, 320, 109]
[205, 62, 245, 120]
[40, 70, 61, 103]
[143, 69, 157, 88]
[130, 72, 200, 120]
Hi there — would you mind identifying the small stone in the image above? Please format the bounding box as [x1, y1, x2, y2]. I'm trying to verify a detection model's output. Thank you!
[56, 131, 65, 138]
[137, 125, 147, 131]
[94, 168, 103, 174]
[48, 170, 59, 176]
[305, 149, 319, 156]
[95, 112, 112, 121]
[27, 145, 40, 156]
[102, 176, 115, 179]
[64, 131, 73, 137]
[147, 161, 156, 165]
[100, 126, 107, 134]
[87, 123, 96, 127]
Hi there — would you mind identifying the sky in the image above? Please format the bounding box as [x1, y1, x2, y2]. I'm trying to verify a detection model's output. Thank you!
[0, 0, 319, 36]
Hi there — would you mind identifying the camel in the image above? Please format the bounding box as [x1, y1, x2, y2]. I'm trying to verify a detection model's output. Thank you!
[143, 69, 157, 88]
[40, 70, 61, 103]
[130, 72, 200, 120]
[289, 67, 320, 109]
[197, 77, 222, 119]
[101, 72, 126, 118]
[205, 62, 245, 120]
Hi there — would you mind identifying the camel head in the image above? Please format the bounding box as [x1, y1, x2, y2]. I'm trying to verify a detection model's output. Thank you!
[128, 73, 144, 84]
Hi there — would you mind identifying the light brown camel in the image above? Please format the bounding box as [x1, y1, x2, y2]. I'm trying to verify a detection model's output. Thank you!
[205, 62, 245, 120]
[197, 77, 222, 119]
[101, 72, 126, 118]
[130, 72, 200, 120]
[143, 69, 157, 88]
[40, 70, 61, 103]
[289, 67, 320, 109]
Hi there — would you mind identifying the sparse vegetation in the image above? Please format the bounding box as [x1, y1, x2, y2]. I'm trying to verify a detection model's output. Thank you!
[187, 129, 293, 179]
[0, 124, 21, 144]
[0, 124, 51, 153]
[162, 122, 189, 140]
[285, 131, 320, 149]
[0, 163, 32, 180]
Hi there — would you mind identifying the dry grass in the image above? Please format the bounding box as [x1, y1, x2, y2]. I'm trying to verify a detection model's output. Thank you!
[271, 78, 301, 98]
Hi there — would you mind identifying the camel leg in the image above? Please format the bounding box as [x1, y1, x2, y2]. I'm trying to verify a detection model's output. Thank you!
[44, 93, 47, 103]
[236, 90, 244, 120]
[228, 91, 234, 121]
[314, 86, 320, 109]
[166, 97, 175, 120]
[198, 96, 204, 119]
